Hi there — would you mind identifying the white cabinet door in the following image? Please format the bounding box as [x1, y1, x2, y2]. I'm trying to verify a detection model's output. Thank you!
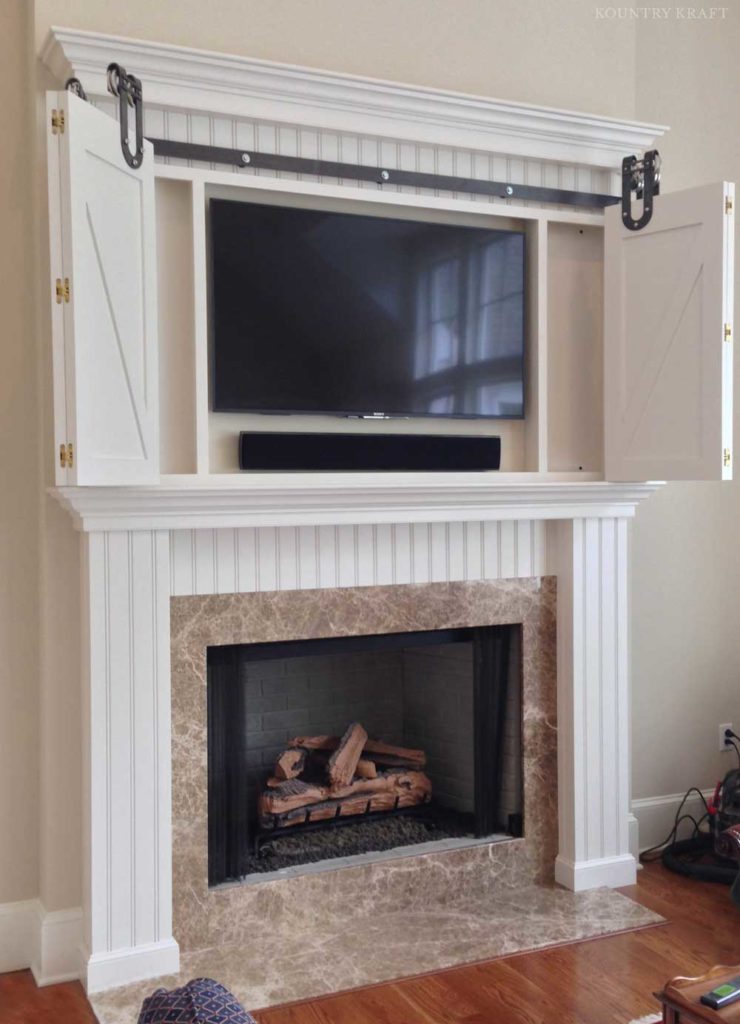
[604, 181, 734, 481]
[47, 91, 159, 485]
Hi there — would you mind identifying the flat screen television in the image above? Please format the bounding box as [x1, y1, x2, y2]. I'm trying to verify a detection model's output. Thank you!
[210, 199, 526, 419]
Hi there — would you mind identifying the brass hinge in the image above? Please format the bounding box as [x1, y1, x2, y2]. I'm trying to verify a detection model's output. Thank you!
[55, 277, 70, 304]
[726, 196, 734, 214]
[724, 448, 732, 468]
[51, 109, 65, 135]
[59, 442, 74, 469]
[725, 323, 733, 343]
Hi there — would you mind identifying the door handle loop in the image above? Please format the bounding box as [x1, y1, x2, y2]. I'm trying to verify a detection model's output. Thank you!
[621, 150, 661, 231]
[106, 62, 145, 169]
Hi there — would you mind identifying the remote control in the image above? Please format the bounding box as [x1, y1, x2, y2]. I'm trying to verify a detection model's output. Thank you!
[700, 976, 740, 1010]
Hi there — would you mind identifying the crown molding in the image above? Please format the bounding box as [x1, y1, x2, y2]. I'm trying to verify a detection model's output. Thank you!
[40, 27, 666, 168]
[50, 477, 663, 532]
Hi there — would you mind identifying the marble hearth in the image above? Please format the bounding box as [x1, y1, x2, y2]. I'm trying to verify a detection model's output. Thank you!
[89, 884, 662, 1022]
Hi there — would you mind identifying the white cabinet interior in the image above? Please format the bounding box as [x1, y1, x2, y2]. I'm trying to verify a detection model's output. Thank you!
[152, 167, 609, 480]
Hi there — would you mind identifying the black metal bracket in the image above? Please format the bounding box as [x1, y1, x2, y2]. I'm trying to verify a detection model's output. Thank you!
[621, 149, 661, 230]
[107, 63, 145, 169]
[64, 77, 88, 101]
[149, 137, 621, 211]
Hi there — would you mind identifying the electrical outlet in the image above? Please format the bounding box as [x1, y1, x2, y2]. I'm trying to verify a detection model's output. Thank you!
[720, 722, 734, 752]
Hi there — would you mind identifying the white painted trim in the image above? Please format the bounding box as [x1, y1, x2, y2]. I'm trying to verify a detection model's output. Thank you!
[81, 531, 175, 990]
[550, 518, 635, 891]
[631, 788, 714, 854]
[40, 28, 665, 168]
[85, 937, 180, 994]
[30, 903, 83, 987]
[0, 900, 83, 984]
[628, 812, 641, 868]
[168, 520, 548, 595]
[191, 180, 209, 476]
[51, 479, 663, 532]
[0, 899, 38, 973]
[555, 853, 637, 891]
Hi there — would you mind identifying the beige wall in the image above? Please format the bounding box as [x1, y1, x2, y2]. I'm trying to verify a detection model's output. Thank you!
[4, 0, 735, 912]
[632, 14, 740, 799]
[0, 0, 39, 904]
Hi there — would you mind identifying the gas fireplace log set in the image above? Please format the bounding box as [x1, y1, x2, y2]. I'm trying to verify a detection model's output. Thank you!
[258, 722, 433, 830]
[207, 625, 517, 883]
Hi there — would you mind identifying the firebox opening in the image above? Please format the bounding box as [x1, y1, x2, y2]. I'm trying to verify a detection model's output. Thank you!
[207, 624, 522, 885]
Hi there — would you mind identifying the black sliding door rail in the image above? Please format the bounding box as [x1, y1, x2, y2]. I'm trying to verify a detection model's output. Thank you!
[149, 137, 619, 211]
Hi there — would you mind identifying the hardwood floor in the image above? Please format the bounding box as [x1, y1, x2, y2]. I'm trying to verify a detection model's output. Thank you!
[0, 966, 96, 1024]
[2, 863, 738, 1024]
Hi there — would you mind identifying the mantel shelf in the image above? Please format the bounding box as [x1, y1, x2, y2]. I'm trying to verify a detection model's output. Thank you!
[50, 475, 663, 532]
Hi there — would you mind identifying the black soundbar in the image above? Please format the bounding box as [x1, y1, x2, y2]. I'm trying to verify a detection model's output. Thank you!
[238, 432, 501, 472]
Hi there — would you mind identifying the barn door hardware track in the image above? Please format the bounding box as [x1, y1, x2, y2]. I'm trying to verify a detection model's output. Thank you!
[148, 137, 623, 211]
[63, 62, 660, 222]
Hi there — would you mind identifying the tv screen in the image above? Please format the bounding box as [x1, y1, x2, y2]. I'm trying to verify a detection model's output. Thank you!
[210, 199, 525, 419]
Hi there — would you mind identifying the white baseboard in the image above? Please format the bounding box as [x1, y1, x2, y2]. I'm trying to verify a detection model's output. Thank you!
[630, 788, 713, 854]
[628, 812, 641, 866]
[0, 898, 82, 984]
[0, 899, 37, 973]
[85, 937, 180, 994]
[555, 853, 637, 891]
[30, 902, 83, 986]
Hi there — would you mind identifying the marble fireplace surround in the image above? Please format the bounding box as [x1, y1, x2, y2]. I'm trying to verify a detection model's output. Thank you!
[170, 577, 558, 952]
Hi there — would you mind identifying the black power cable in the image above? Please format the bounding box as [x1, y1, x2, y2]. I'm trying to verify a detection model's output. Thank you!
[639, 771, 739, 888]
[726, 738, 740, 767]
[723, 727, 740, 767]
[640, 788, 710, 863]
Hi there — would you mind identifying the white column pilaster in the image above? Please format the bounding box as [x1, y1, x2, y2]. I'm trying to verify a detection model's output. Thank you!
[551, 517, 636, 891]
[80, 530, 178, 992]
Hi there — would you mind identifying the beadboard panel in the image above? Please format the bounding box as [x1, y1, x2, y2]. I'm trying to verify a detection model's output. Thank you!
[168, 520, 547, 596]
[86, 96, 614, 211]
[551, 517, 635, 891]
[82, 531, 176, 990]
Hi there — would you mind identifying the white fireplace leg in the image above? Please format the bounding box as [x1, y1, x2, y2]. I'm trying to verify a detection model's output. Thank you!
[80, 531, 179, 992]
[550, 518, 636, 891]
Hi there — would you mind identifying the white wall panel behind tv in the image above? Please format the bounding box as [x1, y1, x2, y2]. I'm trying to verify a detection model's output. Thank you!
[169, 520, 547, 596]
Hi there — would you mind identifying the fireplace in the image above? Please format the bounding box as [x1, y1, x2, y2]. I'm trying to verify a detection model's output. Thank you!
[169, 576, 558, 954]
[207, 624, 523, 883]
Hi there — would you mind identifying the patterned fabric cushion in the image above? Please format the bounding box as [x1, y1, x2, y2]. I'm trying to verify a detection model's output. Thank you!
[138, 978, 257, 1024]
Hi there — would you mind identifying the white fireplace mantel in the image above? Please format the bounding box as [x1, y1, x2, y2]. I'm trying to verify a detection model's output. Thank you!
[52, 477, 663, 532]
[57, 475, 660, 992]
